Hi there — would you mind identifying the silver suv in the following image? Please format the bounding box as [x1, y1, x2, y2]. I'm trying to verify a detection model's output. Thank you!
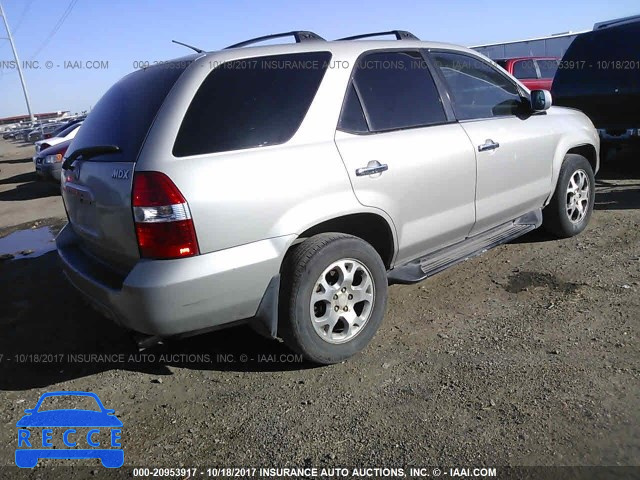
[57, 30, 599, 364]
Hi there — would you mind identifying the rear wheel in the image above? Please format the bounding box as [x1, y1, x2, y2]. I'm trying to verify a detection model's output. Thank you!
[542, 154, 595, 238]
[279, 233, 388, 364]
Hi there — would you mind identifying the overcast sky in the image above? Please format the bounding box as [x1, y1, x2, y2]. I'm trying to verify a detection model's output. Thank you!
[0, 0, 638, 118]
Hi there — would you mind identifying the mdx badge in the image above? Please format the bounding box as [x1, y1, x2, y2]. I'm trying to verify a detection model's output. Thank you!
[112, 169, 131, 180]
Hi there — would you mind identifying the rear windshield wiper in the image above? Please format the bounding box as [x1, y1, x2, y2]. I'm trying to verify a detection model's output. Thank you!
[62, 145, 121, 170]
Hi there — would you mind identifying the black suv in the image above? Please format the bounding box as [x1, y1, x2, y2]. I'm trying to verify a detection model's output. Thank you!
[552, 16, 640, 159]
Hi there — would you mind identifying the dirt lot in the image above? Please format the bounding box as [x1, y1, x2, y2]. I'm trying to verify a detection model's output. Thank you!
[0, 138, 638, 478]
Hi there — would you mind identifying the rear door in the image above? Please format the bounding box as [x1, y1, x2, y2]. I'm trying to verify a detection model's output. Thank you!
[61, 64, 189, 271]
[335, 50, 477, 265]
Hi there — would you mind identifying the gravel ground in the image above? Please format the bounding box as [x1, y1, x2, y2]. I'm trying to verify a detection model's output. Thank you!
[0, 139, 638, 479]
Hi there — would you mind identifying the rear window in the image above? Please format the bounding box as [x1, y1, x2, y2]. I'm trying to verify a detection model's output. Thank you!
[51, 123, 71, 137]
[70, 63, 190, 162]
[512, 60, 538, 79]
[537, 59, 559, 79]
[553, 23, 640, 95]
[173, 52, 331, 157]
[57, 122, 80, 138]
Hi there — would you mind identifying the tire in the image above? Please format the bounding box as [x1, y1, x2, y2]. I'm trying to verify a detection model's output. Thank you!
[279, 233, 388, 364]
[542, 154, 595, 238]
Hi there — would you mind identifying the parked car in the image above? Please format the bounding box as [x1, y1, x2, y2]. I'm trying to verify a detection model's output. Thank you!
[6, 125, 35, 141]
[3, 129, 17, 139]
[34, 122, 82, 157]
[57, 30, 599, 364]
[552, 16, 640, 159]
[26, 123, 64, 142]
[43, 117, 85, 140]
[19, 123, 42, 142]
[495, 57, 560, 90]
[34, 139, 71, 182]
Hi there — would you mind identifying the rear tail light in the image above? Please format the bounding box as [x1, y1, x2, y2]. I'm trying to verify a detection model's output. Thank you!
[132, 172, 199, 259]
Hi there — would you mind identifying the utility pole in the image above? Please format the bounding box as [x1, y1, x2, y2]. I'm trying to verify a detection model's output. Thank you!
[0, 1, 35, 122]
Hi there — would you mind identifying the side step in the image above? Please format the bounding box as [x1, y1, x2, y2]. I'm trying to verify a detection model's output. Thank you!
[388, 209, 542, 284]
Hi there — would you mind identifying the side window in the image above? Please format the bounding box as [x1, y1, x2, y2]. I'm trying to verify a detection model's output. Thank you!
[346, 51, 447, 132]
[431, 51, 523, 120]
[338, 85, 368, 133]
[512, 59, 538, 79]
[173, 52, 331, 157]
[536, 59, 559, 79]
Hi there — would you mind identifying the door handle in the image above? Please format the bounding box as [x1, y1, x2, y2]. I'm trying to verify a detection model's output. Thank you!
[356, 160, 388, 177]
[478, 139, 500, 152]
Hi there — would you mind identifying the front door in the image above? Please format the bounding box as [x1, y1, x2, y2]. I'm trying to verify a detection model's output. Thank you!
[429, 50, 556, 235]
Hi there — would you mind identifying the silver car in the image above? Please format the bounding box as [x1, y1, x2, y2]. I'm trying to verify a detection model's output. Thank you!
[57, 30, 599, 364]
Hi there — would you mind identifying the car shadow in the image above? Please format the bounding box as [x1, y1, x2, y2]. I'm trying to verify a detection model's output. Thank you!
[594, 184, 640, 210]
[0, 157, 33, 165]
[0, 252, 315, 391]
[594, 148, 640, 211]
[0, 175, 59, 201]
[0, 172, 38, 185]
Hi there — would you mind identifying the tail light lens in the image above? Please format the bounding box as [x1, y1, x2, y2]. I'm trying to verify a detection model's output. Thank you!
[132, 172, 199, 259]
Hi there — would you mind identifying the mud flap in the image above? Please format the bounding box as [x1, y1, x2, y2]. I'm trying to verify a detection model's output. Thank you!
[250, 274, 280, 339]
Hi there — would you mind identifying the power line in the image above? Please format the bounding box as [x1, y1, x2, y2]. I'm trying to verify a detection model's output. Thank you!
[29, 0, 78, 60]
[11, 0, 33, 35]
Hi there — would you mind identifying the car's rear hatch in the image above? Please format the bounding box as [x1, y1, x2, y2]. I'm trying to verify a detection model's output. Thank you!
[61, 62, 191, 273]
[552, 22, 640, 129]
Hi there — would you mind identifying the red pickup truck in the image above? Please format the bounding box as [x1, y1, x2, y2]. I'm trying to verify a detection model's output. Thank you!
[495, 57, 560, 90]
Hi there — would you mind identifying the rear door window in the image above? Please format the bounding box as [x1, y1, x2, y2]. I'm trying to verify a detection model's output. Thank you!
[346, 51, 447, 132]
[338, 85, 369, 133]
[173, 52, 331, 157]
[512, 60, 538, 79]
[536, 59, 559, 79]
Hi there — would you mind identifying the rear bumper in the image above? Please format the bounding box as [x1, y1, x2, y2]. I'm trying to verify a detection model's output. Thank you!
[56, 223, 293, 337]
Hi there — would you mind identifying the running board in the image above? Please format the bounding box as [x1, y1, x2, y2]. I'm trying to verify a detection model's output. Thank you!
[388, 209, 542, 284]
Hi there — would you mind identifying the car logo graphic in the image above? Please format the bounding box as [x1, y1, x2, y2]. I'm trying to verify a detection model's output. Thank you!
[15, 391, 124, 468]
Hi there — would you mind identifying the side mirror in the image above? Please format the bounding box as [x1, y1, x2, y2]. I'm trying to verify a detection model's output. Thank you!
[530, 89, 552, 111]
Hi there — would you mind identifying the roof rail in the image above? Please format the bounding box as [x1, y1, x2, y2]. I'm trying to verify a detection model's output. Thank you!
[225, 31, 325, 49]
[337, 30, 419, 41]
[593, 14, 640, 30]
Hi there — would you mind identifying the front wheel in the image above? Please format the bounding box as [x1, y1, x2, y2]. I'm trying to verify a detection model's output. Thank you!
[542, 154, 595, 238]
[279, 233, 388, 364]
